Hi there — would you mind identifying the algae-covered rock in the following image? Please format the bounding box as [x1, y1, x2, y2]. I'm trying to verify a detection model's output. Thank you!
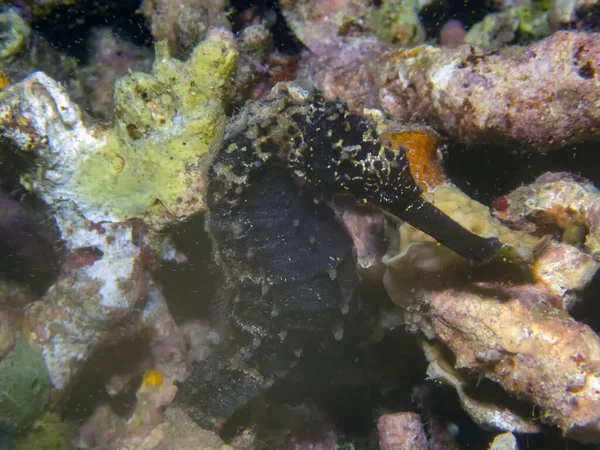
[497, 172, 600, 257]
[465, 12, 520, 50]
[465, 0, 551, 50]
[0, 332, 50, 430]
[15, 413, 75, 450]
[383, 184, 541, 274]
[280, 0, 426, 53]
[369, 0, 425, 46]
[73, 29, 237, 222]
[423, 341, 542, 434]
[0, 11, 31, 66]
[0, 29, 237, 224]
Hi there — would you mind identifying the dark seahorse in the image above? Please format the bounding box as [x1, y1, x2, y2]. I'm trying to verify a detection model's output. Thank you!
[174, 88, 501, 431]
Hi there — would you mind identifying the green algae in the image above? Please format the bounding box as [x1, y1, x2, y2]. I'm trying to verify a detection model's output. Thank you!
[16, 414, 75, 450]
[0, 335, 50, 430]
[516, 0, 551, 40]
[73, 31, 237, 222]
[369, 0, 425, 46]
[0, 11, 31, 66]
[465, 0, 551, 50]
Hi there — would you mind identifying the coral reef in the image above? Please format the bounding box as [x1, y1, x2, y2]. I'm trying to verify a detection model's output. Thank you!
[177, 86, 500, 429]
[3, 0, 600, 447]
[381, 153, 600, 442]
[301, 30, 600, 151]
[0, 24, 274, 447]
[280, 0, 428, 54]
[549, 0, 600, 30]
[76, 371, 178, 449]
[0, 30, 237, 439]
[419, 286, 600, 442]
[22, 218, 187, 389]
[424, 348, 542, 434]
[385, 32, 600, 151]
[464, 0, 552, 51]
[383, 184, 540, 278]
[233, 24, 273, 102]
[383, 182, 600, 443]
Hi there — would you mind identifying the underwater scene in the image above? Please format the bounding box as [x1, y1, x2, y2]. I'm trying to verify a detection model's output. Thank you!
[1, 0, 600, 448]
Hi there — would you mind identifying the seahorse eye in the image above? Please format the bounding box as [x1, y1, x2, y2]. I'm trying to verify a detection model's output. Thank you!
[378, 189, 397, 205]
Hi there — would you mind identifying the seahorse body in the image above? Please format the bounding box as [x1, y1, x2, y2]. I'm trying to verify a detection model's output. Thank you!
[175, 88, 500, 430]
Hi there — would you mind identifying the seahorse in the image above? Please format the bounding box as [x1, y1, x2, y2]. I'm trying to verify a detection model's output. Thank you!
[175, 87, 500, 431]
